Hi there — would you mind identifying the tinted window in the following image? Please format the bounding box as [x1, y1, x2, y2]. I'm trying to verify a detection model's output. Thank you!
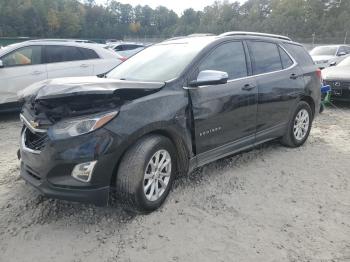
[79, 48, 99, 59]
[249, 42, 282, 74]
[279, 47, 294, 69]
[114, 45, 143, 51]
[2, 46, 42, 67]
[284, 43, 314, 66]
[45, 46, 84, 63]
[199, 42, 247, 80]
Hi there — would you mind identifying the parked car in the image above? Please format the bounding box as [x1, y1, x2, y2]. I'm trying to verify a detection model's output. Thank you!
[115, 47, 145, 60]
[310, 45, 350, 69]
[108, 42, 145, 52]
[0, 40, 124, 111]
[322, 56, 350, 102]
[18, 32, 321, 213]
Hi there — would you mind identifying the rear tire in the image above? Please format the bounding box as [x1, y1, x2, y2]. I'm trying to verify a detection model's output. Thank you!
[116, 135, 176, 213]
[281, 101, 313, 147]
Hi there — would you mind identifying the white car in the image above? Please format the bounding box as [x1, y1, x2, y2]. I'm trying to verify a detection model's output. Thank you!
[310, 45, 350, 69]
[0, 40, 123, 110]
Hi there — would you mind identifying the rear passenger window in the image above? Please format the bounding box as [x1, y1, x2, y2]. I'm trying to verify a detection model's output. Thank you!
[279, 47, 294, 69]
[45, 46, 84, 63]
[284, 43, 314, 66]
[249, 42, 282, 74]
[79, 48, 99, 59]
[199, 42, 247, 80]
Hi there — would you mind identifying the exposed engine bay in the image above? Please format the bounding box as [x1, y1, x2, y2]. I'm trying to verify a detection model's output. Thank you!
[19, 77, 165, 128]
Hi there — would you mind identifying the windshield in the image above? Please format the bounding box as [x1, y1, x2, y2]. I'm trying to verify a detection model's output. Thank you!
[337, 57, 350, 67]
[310, 46, 338, 56]
[107, 40, 211, 82]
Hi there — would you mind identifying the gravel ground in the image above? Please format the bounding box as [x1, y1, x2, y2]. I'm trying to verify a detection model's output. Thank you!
[0, 105, 349, 262]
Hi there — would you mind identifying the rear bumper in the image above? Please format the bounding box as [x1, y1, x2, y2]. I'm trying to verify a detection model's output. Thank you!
[21, 162, 110, 206]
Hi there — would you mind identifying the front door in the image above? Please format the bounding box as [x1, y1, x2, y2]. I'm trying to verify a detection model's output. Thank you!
[188, 41, 257, 156]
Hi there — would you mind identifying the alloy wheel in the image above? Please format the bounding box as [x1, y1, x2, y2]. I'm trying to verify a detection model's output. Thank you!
[293, 109, 310, 141]
[143, 149, 172, 201]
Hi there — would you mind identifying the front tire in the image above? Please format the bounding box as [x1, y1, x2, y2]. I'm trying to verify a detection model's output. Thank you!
[116, 135, 176, 213]
[281, 101, 313, 147]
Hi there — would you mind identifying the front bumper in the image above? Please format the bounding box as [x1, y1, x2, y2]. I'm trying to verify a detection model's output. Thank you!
[19, 126, 121, 206]
[20, 162, 110, 205]
[323, 80, 350, 101]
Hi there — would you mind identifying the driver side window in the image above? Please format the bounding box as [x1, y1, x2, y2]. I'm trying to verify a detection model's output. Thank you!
[2, 46, 42, 67]
[198, 41, 248, 80]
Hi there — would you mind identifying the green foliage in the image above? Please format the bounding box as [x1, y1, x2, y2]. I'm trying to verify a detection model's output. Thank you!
[0, 0, 349, 40]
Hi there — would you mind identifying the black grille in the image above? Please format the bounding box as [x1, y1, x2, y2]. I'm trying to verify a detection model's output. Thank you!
[324, 80, 350, 89]
[324, 80, 350, 98]
[24, 128, 49, 151]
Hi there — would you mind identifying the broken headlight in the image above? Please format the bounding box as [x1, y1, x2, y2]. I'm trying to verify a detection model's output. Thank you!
[50, 111, 119, 139]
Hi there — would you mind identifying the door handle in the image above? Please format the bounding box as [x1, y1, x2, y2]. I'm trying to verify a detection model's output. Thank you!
[290, 73, 299, 80]
[31, 71, 44, 75]
[242, 84, 256, 91]
[80, 64, 89, 68]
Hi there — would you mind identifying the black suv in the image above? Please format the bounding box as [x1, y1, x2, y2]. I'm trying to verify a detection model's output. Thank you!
[19, 32, 321, 212]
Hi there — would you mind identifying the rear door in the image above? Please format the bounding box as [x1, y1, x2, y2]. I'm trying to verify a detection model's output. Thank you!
[0, 45, 46, 104]
[188, 41, 257, 156]
[247, 41, 305, 140]
[44, 45, 93, 79]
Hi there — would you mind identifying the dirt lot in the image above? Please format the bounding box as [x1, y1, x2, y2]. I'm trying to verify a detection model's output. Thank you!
[0, 105, 349, 262]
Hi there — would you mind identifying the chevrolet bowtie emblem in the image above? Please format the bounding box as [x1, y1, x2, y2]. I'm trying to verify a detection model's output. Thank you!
[30, 120, 40, 128]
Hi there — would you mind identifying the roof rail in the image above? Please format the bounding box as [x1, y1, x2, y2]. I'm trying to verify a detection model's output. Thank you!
[220, 31, 292, 41]
[166, 33, 216, 41]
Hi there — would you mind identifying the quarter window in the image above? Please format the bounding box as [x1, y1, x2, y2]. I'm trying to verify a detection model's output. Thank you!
[279, 47, 294, 69]
[2, 46, 42, 67]
[249, 41, 283, 74]
[198, 42, 247, 80]
[45, 46, 84, 63]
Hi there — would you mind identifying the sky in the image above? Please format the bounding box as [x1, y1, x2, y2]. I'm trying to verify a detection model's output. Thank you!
[94, 0, 247, 15]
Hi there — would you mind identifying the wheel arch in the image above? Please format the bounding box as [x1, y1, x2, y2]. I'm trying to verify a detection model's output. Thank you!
[109, 127, 191, 189]
[299, 95, 316, 118]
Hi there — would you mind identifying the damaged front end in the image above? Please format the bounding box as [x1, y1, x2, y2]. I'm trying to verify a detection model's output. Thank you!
[18, 76, 165, 205]
[19, 76, 165, 129]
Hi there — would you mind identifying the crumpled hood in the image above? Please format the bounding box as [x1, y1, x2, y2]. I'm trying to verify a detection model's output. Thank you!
[322, 66, 350, 81]
[311, 55, 335, 62]
[18, 76, 165, 101]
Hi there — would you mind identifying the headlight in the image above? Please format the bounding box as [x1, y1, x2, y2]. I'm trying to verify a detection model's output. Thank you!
[50, 111, 119, 139]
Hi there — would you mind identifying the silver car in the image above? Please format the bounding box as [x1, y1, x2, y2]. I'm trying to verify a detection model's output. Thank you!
[0, 39, 123, 110]
[322, 56, 350, 102]
[310, 45, 350, 69]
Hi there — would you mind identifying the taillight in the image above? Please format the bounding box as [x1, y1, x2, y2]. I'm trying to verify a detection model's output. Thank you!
[316, 68, 322, 81]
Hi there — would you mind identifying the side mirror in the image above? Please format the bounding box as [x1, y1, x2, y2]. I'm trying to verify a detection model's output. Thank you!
[189, 70, 229, 87]
[0, 60, 3, 68]
[338, 52, 347, 57]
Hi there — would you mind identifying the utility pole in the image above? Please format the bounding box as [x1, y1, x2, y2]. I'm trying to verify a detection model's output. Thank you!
[312, 32, 316, 47]
[344, 31, 348, 44]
